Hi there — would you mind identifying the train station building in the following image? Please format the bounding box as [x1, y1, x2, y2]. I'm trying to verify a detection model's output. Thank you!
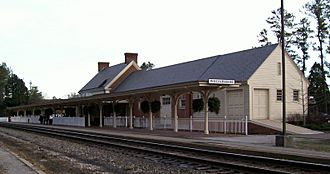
[5, 44, 310, 134]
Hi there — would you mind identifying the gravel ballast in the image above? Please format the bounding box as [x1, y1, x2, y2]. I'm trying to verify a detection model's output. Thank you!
[0, 127, 203, 174]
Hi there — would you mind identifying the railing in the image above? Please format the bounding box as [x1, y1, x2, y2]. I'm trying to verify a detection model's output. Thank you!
[0, 117, 8, 122]
[134, 116, 148, 128]
[104, 116, 129, 127]
[104, 116, 148, 128]
[153, 117, 172, 129]
[8, 116, 85, 126]
[8, 115, 248, 135]
[9, 116, 40, 124]
[52, 117, 85, 127]
[153, 116, 248, 135]
[105, 115, 248, 135]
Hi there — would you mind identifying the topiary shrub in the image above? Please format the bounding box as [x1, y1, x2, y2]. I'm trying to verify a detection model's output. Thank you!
[192, 99, 204, 112]
[115, 103, 127, 115]
[208, 97, 220, 114]
[140, 100, 150, 113]
[151, 100, 161, 113]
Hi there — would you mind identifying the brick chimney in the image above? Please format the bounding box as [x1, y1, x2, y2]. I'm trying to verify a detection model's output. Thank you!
[98, 62, 109, 72]
[124, 53, 138, 64]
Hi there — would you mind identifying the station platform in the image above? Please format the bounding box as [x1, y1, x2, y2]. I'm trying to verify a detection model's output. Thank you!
[11, 123, 330, 164]
[0, 145, 40, 174]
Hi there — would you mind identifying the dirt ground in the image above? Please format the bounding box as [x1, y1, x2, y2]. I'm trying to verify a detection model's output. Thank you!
[0, 132, 98, 174]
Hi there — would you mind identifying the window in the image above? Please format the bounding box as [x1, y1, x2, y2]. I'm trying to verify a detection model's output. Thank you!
[179, 96, 186, 109]
[293, 90, 299, 102]
[276, 89, 282, 101]
[179, 99, 186, 109]
[162, 97, 170, 105]
[277, 62, 281, 75]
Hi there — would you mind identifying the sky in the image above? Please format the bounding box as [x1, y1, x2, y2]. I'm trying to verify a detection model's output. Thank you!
[0, 0, 313, 99]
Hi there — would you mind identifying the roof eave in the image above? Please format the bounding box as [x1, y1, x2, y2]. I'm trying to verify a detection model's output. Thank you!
[103, 61, 140, 91]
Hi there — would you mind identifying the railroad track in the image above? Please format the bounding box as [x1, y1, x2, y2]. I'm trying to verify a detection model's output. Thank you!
[0, 122, 329, 174]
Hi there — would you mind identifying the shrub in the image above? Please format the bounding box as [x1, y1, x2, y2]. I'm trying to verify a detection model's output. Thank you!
[305, 123, 330, 131]
[140, 100, 150, 113]
[192, 97, 221, 114]
[192, 99, 203, 112]
[208, 97, 220, 114]
[151, 100, 161, 113]
[287, 114, 304, 126]
[306, 114, 330, 124]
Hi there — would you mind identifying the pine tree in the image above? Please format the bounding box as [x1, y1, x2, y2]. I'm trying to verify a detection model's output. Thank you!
[305, 0, 329, 78]
[293, 18, 314, 74]
[140, 61, 155, 71]
[305, 0, 329, 113]
[308, 63, 329, 113]
[0, 63, 10, 116]
[326, 0, 330, 54]
[4, 74, 29, 107]
[28, 85, 43, 104]
[266, 8, 298, 61]
[257, 29, 272, 46]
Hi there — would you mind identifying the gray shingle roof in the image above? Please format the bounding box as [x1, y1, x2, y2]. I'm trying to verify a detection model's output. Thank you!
[79, 63, 127, 94]
[114, 44, 278, 92]
[200, 44, 278, 81]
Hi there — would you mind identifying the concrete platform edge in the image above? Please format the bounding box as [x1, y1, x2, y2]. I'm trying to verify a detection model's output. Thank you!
[3, 147, 46, 174]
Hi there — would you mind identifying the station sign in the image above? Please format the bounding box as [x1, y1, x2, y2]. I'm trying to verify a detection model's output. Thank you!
[208, 79, 235, 85]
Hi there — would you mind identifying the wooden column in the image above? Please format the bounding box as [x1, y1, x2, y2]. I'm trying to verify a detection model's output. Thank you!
[112, 101, 117, 128]
[81, 105, 86, 126]
[51, 107, 55, 115]
[87, 105, 91, 127]
[99, 103, 103, 128]
[171, 94, 179, 132]
[202, 90, 210, 135]
[76, 105, 81, 117]
[129, 99, 134, 129]
[224, 89, 228, 117]
[87, 112, 91, 127]
[60, 106, 64, 116]
[41, 108, 45, 116]
[148, 102, 153, 131]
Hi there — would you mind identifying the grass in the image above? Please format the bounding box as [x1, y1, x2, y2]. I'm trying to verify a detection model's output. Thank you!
[304, 123, 330, 131]
[291, 138, 330, 153]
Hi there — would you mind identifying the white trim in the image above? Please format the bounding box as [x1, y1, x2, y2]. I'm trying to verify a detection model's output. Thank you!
[104, 61, 141, 90]
[89, 91, 105, 95]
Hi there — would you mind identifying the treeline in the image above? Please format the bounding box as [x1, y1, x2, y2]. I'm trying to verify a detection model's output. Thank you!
[0, 63, 43, 116]
[257, 0, 330, 114]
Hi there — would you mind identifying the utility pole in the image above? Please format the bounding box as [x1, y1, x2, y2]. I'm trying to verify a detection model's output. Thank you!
[281, 0, 286, 138]
[276, 0, 287, 147]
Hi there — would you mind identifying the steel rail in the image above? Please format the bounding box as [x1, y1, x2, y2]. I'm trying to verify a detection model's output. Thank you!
[1, 123, 329, 173]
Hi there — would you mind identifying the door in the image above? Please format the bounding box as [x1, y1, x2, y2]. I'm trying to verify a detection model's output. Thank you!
[227, 90, 244, 116]
[253, 89, 269, 119]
